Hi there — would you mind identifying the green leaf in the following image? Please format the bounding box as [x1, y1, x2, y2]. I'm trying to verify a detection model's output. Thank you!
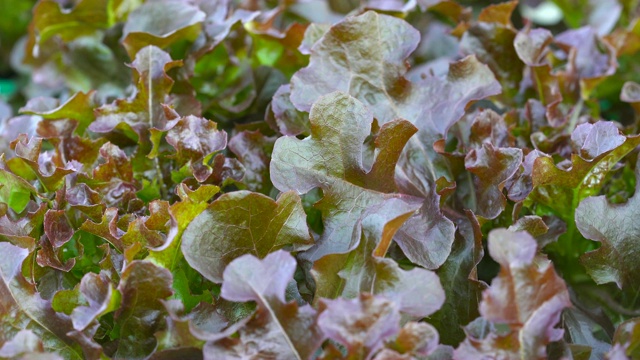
[529, 123, 640, 261]
[182, 190, 313, 283]
[430, 211, 486, 346]
[27, 0, 108, 46]
[0, 168, 36, 213]
[575, 157, 640, 289]
[147, 183, 219, 271]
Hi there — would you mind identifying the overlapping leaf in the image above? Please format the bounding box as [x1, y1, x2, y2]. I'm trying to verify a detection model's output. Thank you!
[121, 0, 206, 58]
[90, 46, 182, 141]
[209, 251, 324, 360]
[456, 229, 571, 359]
[182, 190, 313, 283]
[289, 10, 501, 183]
[529, 122, 640, 222]
[271, 91, 425, 261]
[2, 0, 640, 357]
[312, 197, 445, 318]
[575, 158, 640, 289]
[0, 243, 84, 359]
[110, 261, 173, 359]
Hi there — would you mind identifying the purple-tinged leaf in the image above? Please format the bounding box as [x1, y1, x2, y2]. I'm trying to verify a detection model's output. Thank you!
[325, 204, 420, 302]
[271, 92, 377, 194]
[0, 115, 40, 160]
[216, 251, 324, 360]
[621, 81, 640, 114]
[98, 243, 123, 282]
[481, 229, 569, 323]
[556, 27, 618, 79]
[318, 293, 400, 359]
[456, 229, 571, 359]
[575, 158, 640, 289]
[78, 142, 138, 209]
[267, 84, 310, 136]
[90, 46, 182, 141]
[0, 330, 64, 360]
[378, 322, 441, 358]
[465, 143, 522, 219]
[289, 11, 499, 145]
[37, 119, 107, 173]
[166, 115, 227, 163]
[571, 122, 625, 161]
[71, 272, 120, 331]
[460, 1, 522, 100]
[364, 0, 418, 12]
[0, 202, 46, 250]
[430, 210, 486, 345]
[80, 207, 125, 252]
[92, 142, 133, 182]
[194, 6, 259, 58]
[122, 0, 206, 58]
[313, 197, 445, 318]
[0, 242, 84, 359]
[507, 150, 549, 202]
[166, 114, 227, 182]
[271, 91, 423, 261]
[203, 305, 319, 360]
[468, 109, 515, 149]
[372, 258, 445, 318]
[154, 299, 207, 354]
[20, 91, 97, 134]
[509, 215, 566, 248]
[555, 26, 618, 98]
[610, 318, 640, 359]
[221, 251, 295, 306]
[290, 11, 419, 117]
[379, 210, 451, 271]
[394, 54, 501, 189]
[8, 135, 74, 192]
[298, 23, 330, 56]
[111, 261, 173, 360]
[563, 308, 612, 360]
[36, 235, 75, 271]
[282, 11, 495, 263]
[228, 130, 276, 194]
[514, 28, 553, 67]
[44, 209, 73, 248]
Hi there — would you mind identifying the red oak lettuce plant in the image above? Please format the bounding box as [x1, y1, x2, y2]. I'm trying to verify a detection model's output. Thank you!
[0, 0, 639, 359]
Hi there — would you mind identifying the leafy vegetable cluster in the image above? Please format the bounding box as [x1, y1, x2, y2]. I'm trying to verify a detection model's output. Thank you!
[0, 0, 640, 359]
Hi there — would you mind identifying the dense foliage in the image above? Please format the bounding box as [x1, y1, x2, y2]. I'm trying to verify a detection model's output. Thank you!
[0, 0, 640, 359]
